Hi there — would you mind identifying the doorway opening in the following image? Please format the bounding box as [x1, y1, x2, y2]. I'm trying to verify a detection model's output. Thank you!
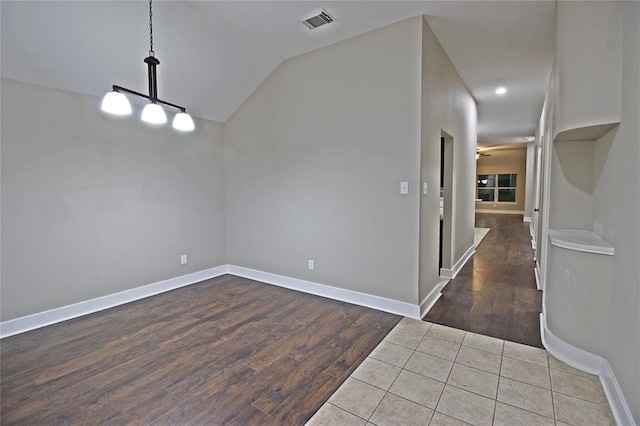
[439, 131, 454, 275]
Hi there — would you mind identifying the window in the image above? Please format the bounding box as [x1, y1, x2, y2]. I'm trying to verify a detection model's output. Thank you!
[477, 174, 495, 201]
[477, 174, 517, 203]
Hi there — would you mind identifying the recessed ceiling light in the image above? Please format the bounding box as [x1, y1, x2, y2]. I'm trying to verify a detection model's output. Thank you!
[496, 87, 507, 95]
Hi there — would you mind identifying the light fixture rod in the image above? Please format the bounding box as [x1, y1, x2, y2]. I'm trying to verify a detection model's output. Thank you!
[144, 55, 160, 100]
[112, 85, 186, 112]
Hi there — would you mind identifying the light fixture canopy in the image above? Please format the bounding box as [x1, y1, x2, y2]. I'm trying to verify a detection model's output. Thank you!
[101, 90, 132, 115]
[101, 0, 194, 131]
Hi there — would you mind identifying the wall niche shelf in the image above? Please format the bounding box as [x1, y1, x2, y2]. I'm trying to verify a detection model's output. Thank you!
[554, 122, 619, 143]
[548, 229, 614, 256]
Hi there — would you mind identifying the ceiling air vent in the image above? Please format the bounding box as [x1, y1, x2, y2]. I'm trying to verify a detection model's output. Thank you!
[301, 9, 335, 30]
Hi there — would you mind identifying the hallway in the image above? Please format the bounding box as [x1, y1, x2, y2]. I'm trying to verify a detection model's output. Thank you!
[426, 213, 542, 348]
[308, 215, 615, 426]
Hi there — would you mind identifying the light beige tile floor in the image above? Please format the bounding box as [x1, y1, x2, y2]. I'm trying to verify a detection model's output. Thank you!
[306, 318, 615, 426]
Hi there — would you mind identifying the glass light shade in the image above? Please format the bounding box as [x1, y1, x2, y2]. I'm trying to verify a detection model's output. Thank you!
[101, 91, 132, 115]
[141, 103, 167, 124]
[172, 112, 195, 132]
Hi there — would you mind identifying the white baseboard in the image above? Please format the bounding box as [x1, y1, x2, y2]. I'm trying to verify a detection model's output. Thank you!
[523, 216, 532, 223]
[534, 266, 541, 291]
[475, 209, 525, 215]
[0, 266, 229, 338]
[1, 264, 423, 338]
[227, 265, 421, 319]
[600, 360, 637, 426]
[1, 263, 428, 338]
[540, 313, 601, 374]
[540, 313, 636, 426]
[419, 282, 445, 319]
[440, 244, 475, 280]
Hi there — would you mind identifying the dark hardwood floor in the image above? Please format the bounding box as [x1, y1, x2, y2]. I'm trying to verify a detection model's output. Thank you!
[426, 213, 543, 348]
[1, 275, 401, 425]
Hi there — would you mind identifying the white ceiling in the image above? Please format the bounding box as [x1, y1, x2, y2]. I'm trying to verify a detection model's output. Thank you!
[1, 1, 555, 144]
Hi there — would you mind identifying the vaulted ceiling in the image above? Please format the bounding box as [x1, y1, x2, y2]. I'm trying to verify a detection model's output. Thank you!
[1, 1, 555, 145]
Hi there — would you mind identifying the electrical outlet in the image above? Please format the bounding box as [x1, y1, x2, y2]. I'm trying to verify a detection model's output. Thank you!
[308, 259, 315, 270]
[181, 254, 188, 265]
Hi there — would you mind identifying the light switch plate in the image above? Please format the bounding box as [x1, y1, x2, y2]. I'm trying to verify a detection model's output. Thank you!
[423, 182, 428, 195]
[400, 181, 409, 195]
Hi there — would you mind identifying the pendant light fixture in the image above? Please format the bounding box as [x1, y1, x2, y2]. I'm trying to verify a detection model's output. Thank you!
[101, 0, 194, 132]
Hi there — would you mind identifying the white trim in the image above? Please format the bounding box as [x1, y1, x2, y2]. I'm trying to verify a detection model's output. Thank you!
[548, 229, 615, 256]
[535, 261, 544, 291]
[419, 281, 446, 319]
[0, 266, 229, 338]
[475, 209, 525, 215]
[227, 265, 421, 319]
[540, 313, 636, 426]
[440, 244, 475, 279]
[1, 264, 423, 337]
[600, 359, 637, 426]
[523, 216, 532, 223]
[540, 313, 601, 374]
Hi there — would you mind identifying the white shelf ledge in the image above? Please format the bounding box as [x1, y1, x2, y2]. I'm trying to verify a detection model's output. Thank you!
[554, 122, 619, 142]
[548, 229, 614, 256]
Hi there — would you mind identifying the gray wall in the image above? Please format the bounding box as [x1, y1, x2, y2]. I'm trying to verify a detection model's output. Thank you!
[591, 2, 640, 417]
[541, 1, 639, 421]
[224, 17, 424, 305]
[2, 16, 477, 323]
[224, 16, 476, 308]
[1, 79, 227, 321]
[548, 140, 594, 230]
[419, 18, 477, 302]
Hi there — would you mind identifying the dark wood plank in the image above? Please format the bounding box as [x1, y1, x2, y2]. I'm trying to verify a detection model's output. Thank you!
[1, 275, 401, 424]
[425, 213, 544, 348]
[268, 373, 339, 425]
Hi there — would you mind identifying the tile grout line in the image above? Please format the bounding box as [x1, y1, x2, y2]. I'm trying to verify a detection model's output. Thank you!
[552, 389, 612, 408]
[340, 319, 611, 426]
[429, 328, 455, 423]
[419, 331, 442, 426]
[326, 402, 370, 423]
[367, 330, 424, 425]
[383, 326, 471, 424]
[501, 339, 554, 420]
[548, 353, 558, 422]
[430, 330, 466, 425]
[547, 367, 611, 407]
[492, 342, 504, 425]
[412, 328, 438, 424]
[495, 400, 556, 422]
